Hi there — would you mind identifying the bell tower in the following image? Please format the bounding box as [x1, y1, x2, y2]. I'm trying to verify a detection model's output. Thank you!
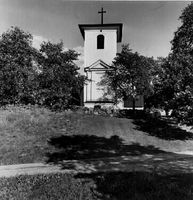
[79, 8, 123, 108]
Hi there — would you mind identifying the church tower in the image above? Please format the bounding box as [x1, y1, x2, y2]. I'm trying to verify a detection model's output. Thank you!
[79, 8, 123, 108]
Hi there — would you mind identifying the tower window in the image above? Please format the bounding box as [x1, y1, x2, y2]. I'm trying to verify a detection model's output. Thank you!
[97, 34, 104, 49]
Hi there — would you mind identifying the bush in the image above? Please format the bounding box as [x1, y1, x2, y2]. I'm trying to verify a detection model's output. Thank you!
[171, 106, 193, 125]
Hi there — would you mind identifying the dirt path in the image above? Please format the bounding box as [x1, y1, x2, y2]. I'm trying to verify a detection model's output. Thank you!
[0, 163, 76, 177]
[1, 151, 193, 178]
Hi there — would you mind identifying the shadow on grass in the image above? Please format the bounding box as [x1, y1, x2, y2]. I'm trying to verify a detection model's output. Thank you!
[46, 135, 193, 174]
[47, 135, 165, 162]
[133, 117, 193, 140]
[46, 133, 193, 199]
[76, 171, 193, 200]
[117, 109, 193, 140]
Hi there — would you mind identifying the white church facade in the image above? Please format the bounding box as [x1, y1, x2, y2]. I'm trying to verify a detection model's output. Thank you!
[79, 8, 144, 109]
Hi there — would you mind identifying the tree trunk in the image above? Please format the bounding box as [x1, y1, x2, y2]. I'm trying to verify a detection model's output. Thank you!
[165, 109, 169, 117]
[132, 96, 136, 114]
[131, 81, 136, 115]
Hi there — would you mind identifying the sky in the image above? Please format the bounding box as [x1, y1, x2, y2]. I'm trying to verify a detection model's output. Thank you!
[0, 0, 189, 72]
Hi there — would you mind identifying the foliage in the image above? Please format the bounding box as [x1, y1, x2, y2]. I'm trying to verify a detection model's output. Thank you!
[100, 44, 154, 110]
[147, 3, 193, 122]
[0, 27, 39, 105]
[162, 3, 193, 123]
[36, 41, 85, 109]
[0, 27, 85, 109]
[171, 88, 193, 124]
[171, 2, 193, 56]
[147, 55, 193, 119]
[169, 3, 193, 124]
[146, 57, 176, 114]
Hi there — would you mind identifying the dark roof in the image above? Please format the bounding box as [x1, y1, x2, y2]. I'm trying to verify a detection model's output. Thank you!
[79, 23, 123, 42]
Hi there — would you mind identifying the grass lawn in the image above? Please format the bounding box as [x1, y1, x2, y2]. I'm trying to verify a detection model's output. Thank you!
[0, 173, 95, 200]
[0, 105, 193, 199]
[0, 105, 144, 165]
[0, 105, 193, 165]
[1, 172, 193, 200]
[0, 105, 68, 165]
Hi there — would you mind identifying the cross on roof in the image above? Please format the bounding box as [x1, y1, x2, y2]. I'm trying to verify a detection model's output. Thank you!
[98, 7, 106, 24]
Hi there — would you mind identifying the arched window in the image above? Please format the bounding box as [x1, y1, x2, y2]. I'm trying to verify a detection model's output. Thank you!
[97, 34, 104, 49]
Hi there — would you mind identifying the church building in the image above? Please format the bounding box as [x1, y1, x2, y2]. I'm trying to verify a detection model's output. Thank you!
[79, 8, 144, 109]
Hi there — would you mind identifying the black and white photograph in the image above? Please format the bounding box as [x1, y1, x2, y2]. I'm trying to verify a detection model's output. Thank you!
[0, 0, 193, 199]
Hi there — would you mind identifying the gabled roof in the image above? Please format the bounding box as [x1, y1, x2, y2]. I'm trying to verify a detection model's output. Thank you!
[84, 59, 114, 72]
[79, 23, 123, 42]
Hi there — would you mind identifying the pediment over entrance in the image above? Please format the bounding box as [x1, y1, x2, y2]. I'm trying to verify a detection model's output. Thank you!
[84, 59, 114, 72]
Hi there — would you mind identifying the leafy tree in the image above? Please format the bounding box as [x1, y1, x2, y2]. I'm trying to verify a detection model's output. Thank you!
[0, 27, 39, 105]
[148, 3, 193, 122]
[171, 2, 193, 94]
[0, 27, 85, 109]
[37, 41, 85, 109]
[146, 57, 177, 115]
[169, 3, 193, 123]
[100, 44, 154, 111]
[172, 3, 193, 56]
[147, 54, 193, 118]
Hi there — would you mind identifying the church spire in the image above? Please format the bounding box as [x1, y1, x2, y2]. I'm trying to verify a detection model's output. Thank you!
[98, 7, 106, 24]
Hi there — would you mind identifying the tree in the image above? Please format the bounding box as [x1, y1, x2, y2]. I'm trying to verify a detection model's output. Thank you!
[148, 3, 193, 122]
[100, 44, 154, 111]
[169, 3, 193, 123]
[37, 41, 85, 109]
[0, 27, 39, 105]
[146, 57, 177, 115]
[0, 27, 85, 109]
[172, 3, 193, 56]
[170, 2, 193, 94]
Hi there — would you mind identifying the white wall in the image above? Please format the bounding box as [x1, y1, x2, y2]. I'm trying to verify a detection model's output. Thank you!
[84, 29, 117, 67]
[84, 69, 106, 101]
[84, 29, 118, 106]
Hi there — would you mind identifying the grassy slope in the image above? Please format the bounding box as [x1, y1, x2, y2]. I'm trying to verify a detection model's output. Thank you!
[0, 106, 138, 165]
[0, 106, 67, 164]
[1, 106, 193, 199]
[0, 105, 193, 165]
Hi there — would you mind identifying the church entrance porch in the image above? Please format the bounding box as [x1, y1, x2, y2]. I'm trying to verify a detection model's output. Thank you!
[84, 59, 115, 107]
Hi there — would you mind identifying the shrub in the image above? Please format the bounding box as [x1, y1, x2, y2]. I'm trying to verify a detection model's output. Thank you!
[172, 106, 193, 125]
